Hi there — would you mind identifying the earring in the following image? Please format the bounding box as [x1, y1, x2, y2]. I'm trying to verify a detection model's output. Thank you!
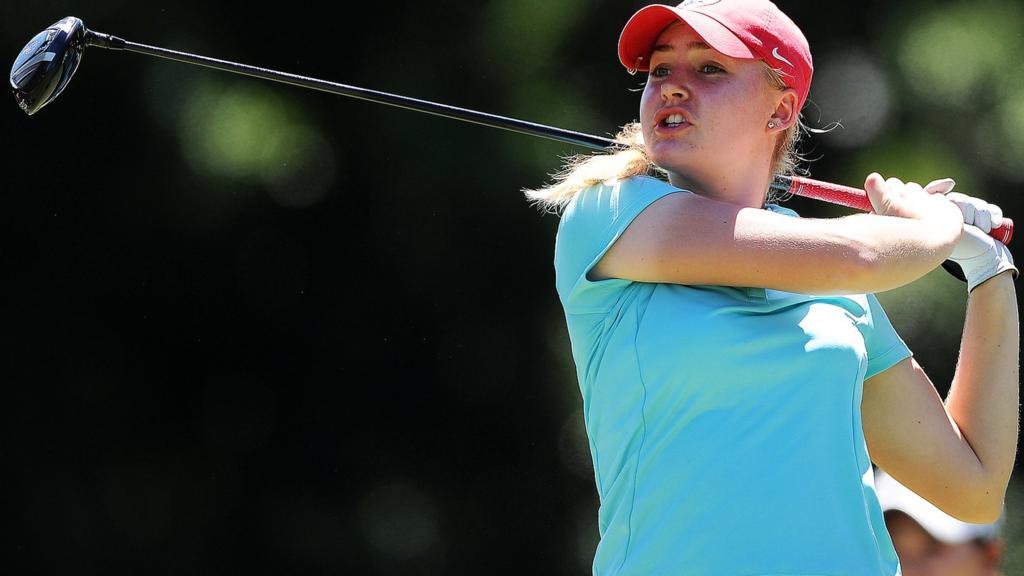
[767, 120, 777, 129]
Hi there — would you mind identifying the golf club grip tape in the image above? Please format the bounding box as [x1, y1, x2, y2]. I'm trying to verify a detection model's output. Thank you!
[787, 176, 1014, 246]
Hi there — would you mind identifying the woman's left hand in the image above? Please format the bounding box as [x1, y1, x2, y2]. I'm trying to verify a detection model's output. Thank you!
[933, 181, 1005, 234]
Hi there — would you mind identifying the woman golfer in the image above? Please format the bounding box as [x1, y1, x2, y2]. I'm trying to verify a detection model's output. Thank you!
[527, 1, 1019, 574]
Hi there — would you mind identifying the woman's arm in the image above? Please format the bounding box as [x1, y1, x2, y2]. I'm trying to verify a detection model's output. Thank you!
[593, 174, 964, 295]
[863, 272, 1019, 523]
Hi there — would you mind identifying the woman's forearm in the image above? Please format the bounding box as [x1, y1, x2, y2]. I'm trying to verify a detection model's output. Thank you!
[944, 271, 1019, 519]
[834, 211, 961, 294]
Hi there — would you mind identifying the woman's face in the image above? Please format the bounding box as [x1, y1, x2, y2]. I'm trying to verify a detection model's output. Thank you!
[639, 22, 780, 185]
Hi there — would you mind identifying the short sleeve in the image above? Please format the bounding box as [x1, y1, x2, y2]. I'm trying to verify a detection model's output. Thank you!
[554, 176, 686, 314]
[862, 293, 913, 379]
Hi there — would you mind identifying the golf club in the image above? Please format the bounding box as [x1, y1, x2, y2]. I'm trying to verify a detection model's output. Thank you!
[10, 16, 1014, 246]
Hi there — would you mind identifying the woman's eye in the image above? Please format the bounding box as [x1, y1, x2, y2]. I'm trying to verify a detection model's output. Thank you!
[651, 65, 671, 78]
[700, 64, 724, 74]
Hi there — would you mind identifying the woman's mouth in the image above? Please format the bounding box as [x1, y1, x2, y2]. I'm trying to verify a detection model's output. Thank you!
[653, 107, 694, 133]
[662, 114, 687, 128]
[654, 112, 692, 135]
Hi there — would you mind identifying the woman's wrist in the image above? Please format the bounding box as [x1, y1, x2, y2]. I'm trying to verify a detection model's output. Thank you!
[948, 226, 1018, 293]
[969, 267, 1017, 295]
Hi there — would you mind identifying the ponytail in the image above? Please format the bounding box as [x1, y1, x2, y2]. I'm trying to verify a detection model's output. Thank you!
[522, 123, 663, 214]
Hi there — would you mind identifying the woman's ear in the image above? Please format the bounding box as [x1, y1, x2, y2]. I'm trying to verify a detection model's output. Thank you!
[768, 88, 799, 132]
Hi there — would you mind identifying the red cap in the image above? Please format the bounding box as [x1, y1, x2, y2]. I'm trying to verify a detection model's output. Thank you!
[618, 0, 813, 110]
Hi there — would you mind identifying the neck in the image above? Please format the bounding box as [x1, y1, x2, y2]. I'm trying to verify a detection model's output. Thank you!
[667, 164, 774, 209]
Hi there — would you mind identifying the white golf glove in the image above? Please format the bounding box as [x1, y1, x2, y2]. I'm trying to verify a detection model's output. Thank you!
[945, 225, 1016, 292]
[923, 180, 1017, 291]
[944, 194, 1017, 292]
[945, 191, 1005, 234]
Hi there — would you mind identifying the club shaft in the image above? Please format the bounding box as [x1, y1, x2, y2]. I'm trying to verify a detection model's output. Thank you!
[87, 31, 614, 150]
[82, 30, 1013, 245]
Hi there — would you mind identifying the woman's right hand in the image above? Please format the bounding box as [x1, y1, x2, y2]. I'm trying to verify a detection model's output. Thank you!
[863, 173, 964, 228]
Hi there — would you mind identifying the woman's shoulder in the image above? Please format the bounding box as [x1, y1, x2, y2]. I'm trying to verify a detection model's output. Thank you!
[556, 176, 687, 284]
[565, 175, 685, 218]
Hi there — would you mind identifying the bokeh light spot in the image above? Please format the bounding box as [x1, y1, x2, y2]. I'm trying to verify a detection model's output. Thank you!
[975, 93, 1024, 182]
[261, 125, 337, 208]
[181, 80, 290, 179]
[813, 50, 892, 148]
[178, 78, 335, 207]
[842, 132, 975, 200]
[898, 1, 1023, 108]
[358, 480, 443, 562]
[478, 0, 585, 78]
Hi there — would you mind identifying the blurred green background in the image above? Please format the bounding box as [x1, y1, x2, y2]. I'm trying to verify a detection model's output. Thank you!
[2, 0, 1021, 573]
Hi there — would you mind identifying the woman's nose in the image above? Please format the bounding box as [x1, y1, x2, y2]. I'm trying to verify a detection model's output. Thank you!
[661, 75, 689, 101]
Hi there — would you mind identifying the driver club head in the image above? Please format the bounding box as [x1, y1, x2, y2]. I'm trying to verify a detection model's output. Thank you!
[11, 16, 87, 115]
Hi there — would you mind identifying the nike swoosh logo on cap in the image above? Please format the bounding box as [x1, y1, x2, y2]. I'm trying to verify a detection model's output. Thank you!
[772, 47, 794, 68]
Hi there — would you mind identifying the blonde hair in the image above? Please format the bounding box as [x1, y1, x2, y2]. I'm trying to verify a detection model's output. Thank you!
[524, 63, 807, 214]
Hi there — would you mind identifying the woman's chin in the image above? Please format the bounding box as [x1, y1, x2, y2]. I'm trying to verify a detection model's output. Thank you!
[648, 141, 697, 167]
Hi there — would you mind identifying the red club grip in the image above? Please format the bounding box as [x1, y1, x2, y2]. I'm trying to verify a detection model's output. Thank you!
[782, 175, 1014, 246]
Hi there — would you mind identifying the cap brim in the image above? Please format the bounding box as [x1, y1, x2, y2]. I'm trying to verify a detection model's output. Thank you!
[618, 5, 756, 71]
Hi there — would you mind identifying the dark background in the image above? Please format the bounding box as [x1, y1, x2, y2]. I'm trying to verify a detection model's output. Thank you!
[3, 1, 1022, 574]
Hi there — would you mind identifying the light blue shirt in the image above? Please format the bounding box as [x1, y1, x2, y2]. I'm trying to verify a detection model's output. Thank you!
[555, 176, 911, 575]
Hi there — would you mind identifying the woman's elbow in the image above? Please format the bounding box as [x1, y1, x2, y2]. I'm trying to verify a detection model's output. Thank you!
[958, 494, 1006, 524]
[834, 244, 900, 294]
[845, 239, 948, 293]
[942, 488, 1006, 524]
